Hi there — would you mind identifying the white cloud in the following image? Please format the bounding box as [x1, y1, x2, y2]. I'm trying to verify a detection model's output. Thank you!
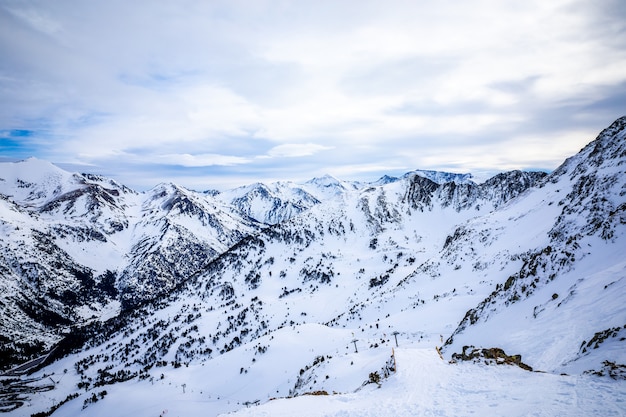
[0, 0, 624, 188]
[4, 5, 62, 35]
[267, 143, 334, 158]
[47, 83, 263, 163]
[413, 130, 596, 173]
[156, 153, 251, 167]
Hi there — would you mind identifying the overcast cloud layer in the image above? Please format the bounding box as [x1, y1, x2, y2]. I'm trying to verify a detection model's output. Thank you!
[1, 0, 625, 190]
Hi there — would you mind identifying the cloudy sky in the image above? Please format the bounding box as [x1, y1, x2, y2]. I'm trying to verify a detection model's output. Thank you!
[1, 0, 625, 190]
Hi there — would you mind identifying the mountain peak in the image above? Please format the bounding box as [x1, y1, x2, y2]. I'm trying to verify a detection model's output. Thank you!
[405, 169, 475, 185]
[0, 157, 67, 179]
[216, 180, 320, 225]
[305, 173, 342, 186]
[551, 115, 626, 180]
[373, 174, 399, 186]
[0, 158, 79, 206]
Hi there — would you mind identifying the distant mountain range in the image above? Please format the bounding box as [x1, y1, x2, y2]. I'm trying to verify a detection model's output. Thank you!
[0, 116, 624, 417]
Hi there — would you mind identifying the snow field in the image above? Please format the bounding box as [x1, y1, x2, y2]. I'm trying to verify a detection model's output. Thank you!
[223, 347, 626, 417]
[45, 323, 396, 417]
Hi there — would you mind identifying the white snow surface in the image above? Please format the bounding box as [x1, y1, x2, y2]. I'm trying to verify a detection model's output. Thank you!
[0, 157, 78, 207]
[30, 337, 626, 417]
[226, 348, 626, 417]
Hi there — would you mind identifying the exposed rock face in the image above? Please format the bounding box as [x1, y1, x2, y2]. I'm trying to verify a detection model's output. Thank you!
[451, 346, 533, 371]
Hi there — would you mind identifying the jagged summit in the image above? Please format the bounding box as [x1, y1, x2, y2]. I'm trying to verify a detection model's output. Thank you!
[373, 174, 399, 186]
[216, 181, 320, 225]
[404, 169, 475, 185]
[302, 173, 350, 199]
[550, 115, 626, 181]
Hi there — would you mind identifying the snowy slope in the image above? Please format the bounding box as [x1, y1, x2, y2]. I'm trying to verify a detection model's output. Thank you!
[224, 347, 626, 417]
[0, 159, 548, 415]
[14, 332, 626, 417]
[442, 116, 626, 374]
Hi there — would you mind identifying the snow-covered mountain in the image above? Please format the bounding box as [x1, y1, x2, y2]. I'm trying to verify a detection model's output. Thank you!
[302, 174, 362, 200]
[117, 182, 262, 308]
[1, 158, 495, 369]
[216, 181, 320, 225]
[403, 169, 475, 185]
[441, 116, 626, 375]
[0, 163, 264, 368]
[1, 117, 625, 417]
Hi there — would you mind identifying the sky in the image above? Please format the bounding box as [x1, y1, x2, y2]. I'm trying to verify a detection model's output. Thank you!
[0, 0, 625, 191]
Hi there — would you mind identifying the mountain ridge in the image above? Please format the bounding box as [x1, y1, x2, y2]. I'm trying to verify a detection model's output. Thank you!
[0, 157, 546, 369]
[0, 116, 625, 417]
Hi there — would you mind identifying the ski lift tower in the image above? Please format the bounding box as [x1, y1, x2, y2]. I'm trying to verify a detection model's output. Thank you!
[392, 331, 400, 347]
[351, 338, 359, 353]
